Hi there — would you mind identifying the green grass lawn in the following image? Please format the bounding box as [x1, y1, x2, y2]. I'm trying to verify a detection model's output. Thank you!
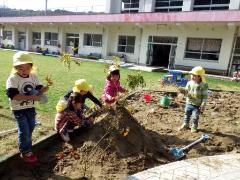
[0, 49, 240, 157]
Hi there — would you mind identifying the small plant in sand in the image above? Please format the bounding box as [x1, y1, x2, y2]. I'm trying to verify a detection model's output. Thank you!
[45, 75, 53, 87]
[59, 52, 81, 70]
[126, 71, 146, 90]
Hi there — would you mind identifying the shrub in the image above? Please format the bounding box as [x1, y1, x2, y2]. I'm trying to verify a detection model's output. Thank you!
[126, 71, 146, 90]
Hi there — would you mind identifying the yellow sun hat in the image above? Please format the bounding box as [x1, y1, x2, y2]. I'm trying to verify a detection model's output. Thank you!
[189, 66, 206, 83]
[72, 79, 93, 93]
[13, 51, 33, 66]
[108, 65, 119, 74]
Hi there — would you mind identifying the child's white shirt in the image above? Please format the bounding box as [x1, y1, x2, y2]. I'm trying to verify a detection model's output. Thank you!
[6, 74, 42, 110]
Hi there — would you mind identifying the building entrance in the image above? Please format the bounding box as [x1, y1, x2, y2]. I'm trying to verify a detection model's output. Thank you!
[147, 36, 177, 68]
[18, 32, 26, 50]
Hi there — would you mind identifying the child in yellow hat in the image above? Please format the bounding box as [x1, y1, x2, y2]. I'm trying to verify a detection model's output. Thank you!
[55, 79, 101, 132]
[56, 79, 102, 112]
[55, 92, 93, 142]
[102, 65, 128, 107]
[6, 51, 49, 163]
[179, 66, 208, 133]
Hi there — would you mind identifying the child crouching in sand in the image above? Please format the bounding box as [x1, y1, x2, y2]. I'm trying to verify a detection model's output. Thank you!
[55, 92, 93, 142]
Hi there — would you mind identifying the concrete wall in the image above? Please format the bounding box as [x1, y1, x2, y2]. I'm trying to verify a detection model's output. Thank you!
[0, 22, 236, 73]
[138, 23, 235, 71]
[182, 0, 193, 11]
[175, 24, 235, 71]
[105, 0, 121, 13]
[107, 24, 142, 63]
[229, 0, 240, 10]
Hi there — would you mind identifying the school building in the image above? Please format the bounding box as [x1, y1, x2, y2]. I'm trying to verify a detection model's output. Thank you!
[1, 0, 240, 75]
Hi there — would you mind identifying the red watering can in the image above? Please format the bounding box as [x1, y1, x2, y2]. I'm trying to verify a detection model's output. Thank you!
[143, 94, 152, 103]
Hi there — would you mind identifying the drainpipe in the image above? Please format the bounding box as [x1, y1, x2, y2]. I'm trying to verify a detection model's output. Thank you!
[137, 26, 143, 65]
[227, 25, 239, 76]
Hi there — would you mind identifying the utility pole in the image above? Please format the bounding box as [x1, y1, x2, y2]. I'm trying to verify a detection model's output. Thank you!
[45, 0, 48, 15]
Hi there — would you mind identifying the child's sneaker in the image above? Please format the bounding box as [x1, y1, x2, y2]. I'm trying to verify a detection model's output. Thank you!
[191, 127, 198, 133]
[178, 124, 190, 131]
[20, 152, 38, 163]
[60, 132, 70, 142]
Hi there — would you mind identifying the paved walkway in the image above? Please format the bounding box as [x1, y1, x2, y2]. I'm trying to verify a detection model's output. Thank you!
[127, 153, 240, 180]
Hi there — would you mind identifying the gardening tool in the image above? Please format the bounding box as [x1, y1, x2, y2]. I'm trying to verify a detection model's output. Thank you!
[160, 95, 171, 107]
[170, 134, 209, 159]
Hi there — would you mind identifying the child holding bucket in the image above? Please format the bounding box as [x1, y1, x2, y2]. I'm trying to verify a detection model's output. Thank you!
[179, 66, 208, 133]
[102, 65, 128, 107]
[55, 92, 94, 142]
[6, 51, 49, 163]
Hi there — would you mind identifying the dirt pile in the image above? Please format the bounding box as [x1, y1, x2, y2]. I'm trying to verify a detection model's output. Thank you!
[1, 105, 168, 180]
[1, 90, 240, 180]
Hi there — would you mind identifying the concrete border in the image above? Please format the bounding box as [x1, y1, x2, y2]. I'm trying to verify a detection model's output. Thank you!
[0, 131, 58, 175]
[127, 153, 240, 180]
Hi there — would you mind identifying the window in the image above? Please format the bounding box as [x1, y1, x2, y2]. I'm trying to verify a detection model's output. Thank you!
[148, 36, 178, 44]
[122, 0, 139, 13]
[66, 33, 79, 46]
[3, 31, 12, 40]
[32, 32, 41, 45]
[193, 0, 230, 11]
[155, 0, 183, 12]
[185, 38, 222, 61]
[44, 32, 58, 46]
[118, 36, 135, 53]
[83, 34, 102, 47]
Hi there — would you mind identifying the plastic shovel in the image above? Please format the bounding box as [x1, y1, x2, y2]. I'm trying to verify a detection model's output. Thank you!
[170, 134, 209, 159]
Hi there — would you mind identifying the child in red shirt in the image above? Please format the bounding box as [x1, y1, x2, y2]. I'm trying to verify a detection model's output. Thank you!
[55, 92, 93, 142]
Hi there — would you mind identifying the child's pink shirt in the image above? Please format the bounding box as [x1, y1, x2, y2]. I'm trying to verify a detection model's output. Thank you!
[102, 79, 126, 101]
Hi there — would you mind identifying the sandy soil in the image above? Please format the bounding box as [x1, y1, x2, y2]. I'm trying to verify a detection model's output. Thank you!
[1, 90, 240, 180]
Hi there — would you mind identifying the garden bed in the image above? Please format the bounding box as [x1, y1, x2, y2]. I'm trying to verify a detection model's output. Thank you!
[1, 89, 240, 179]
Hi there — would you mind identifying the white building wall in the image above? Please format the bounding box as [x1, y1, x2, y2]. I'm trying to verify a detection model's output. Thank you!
[182, 0, 194, 11]
[105, 0, 121, 13]
[138, 24, 235, 71]
[2, 22, 236, 73]
[175, 24, 235, 71]
[26, 28, 31, 51]
[102, 26, 111, 58]
[140, 0, 155, 12]
[12, 27, 18, 49]
[77, 25, 104, 55]
[40, 24, 60, 53]
[108, 25, 141, 63]
[229, 0, 240, 10]
[29, 25, 44, 51]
